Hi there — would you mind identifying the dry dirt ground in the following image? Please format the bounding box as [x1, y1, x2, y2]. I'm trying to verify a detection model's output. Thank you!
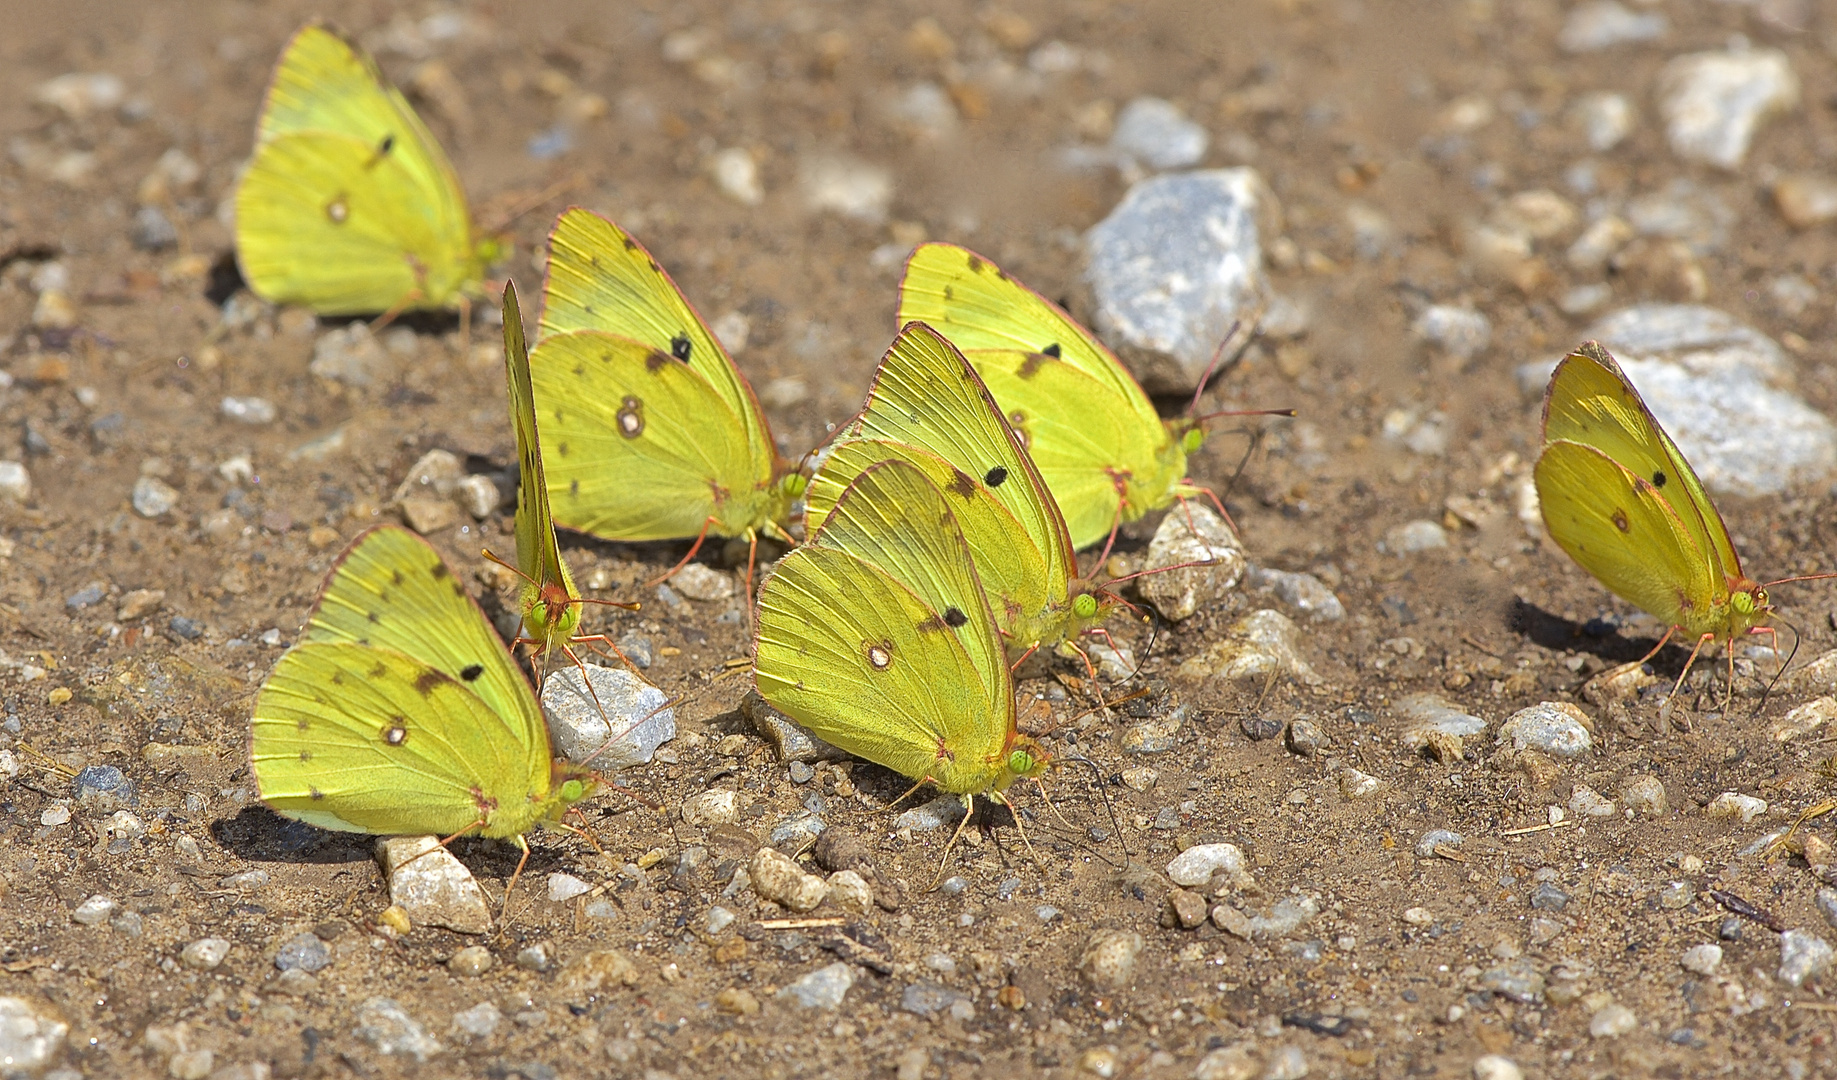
[4, 0, 1837, 1077]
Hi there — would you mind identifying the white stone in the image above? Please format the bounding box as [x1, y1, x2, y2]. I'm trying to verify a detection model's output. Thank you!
[776, 962, 855, 1009]
[219, 396, 276, 425]
[1588, 1002, 1637, 1038]
[131, 476, 179, 518]
[707, 147, 763, 205]
[800, 154, 891, 222]
[1498, 702, 1594, 758]
[353, 996, 442, 1062]
[1567, 785, 1616, 818]
[1138, 505, 1246, 621]
[547, 873, 591, 903]
[1573, 92, 1635, 151]
[1385, 519, 1448, 553]
[540, 663, 674, 768]
[453, 475, 498, 520]
[1705, 791, 1766, 823]
[1772, 697, 1837, 742]
[682, 789, 740, 826]
[1472, 1056, 1524, 1080]
[1180, 609, 1320, 685]
[1679, 943, 1723, 975]
[179, 937, 231, 971]
[0, 462, 30, 503]
[1165, 843, 1250, 888]
[1779, 929, 1834, 988]
[0, 997, 67, 1073]
[1109, 97, 1208, 171]
[1412, 305, 1491, 361]
[1558, 2, 1666, 53]
[376, 836, 491, 935]
[1657, 47, 1799, 170]
[71, 895, 117, 926]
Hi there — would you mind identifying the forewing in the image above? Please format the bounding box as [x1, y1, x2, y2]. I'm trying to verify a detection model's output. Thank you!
[538, 208, 773, 465]
[530, 330, 769, 541]
[898, 242, 1151, 406]
[845, 322, 1076, 589]
[256, 23, 468, 237]
[1534, 441, 1722, 632]
[235, 132, 474, 313]
[806, 439, 1051, 639]
[755, 463, 1012, 793]
[1542, 343, 1741, 583]
[502, 283, 573, 601]
[251, 642, 543, 836]
[300, 526, 548, 760]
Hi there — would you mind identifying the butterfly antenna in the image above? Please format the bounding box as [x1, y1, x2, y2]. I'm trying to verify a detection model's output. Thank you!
[1054, 755, 1130, 865]
[477, 171, 587, 234]
[993, 790, 1046, 875]
[1186, 319, 1251, 418]
[1753, 618, 1802, 718]
[646, 518, 718, 588]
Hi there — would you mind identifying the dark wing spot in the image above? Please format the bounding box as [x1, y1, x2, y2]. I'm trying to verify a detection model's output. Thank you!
[943, 606, 968, 627]
[984, 466, 1009, 488]
[392, 570, 405, 586]
[460, 663, 484, 682]
[368, 663, 389, 680]
[967, 255, 985, 273]
[916, 614, 946, 633]
[430, 563, 449, 580]
[947, 468, 978, 498]
[1018, 353, 1047, 379]
[1652, 470, 1668, 488]
[309, 787, 325, 800]
[295, 718, 310, 731]
[622, 238, 638, 251]
[570, 479, 580, 496]
[413, 670, 445, 696]
[383, 721, 408, 746]
[1042, 343, 1062, 358]
[298, 750, 312, 762]
[942, 285, 954, 301]
[378, 134, 395, 155]
[1612, 509, 1630, 533]
[671, 335, 693, 362]
[366, 610, 381, 624]
[557, 440, 569, 456]
[646, 351, 670, 373]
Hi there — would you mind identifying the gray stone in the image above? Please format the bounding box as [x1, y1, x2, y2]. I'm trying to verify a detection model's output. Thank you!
[1657, 47, 1798, 169]
[353, 996, 442, 1062]
[311, 323, 395, 388]
[1817, 888, 1837, 931]
[1085, 169, 1273, 391]
[1779, 929, 1834, 987]
[1573, 92, 1635, 151]
[1679, 943, 1722, 975]
[449, 1001, 501, 1043]
[1412, 305, 1491, 362]
[131, 476, 179, 518]
[900, 981, 968, 1016]
[1414, 830, 1463, 858]
[540, 663, 674, 768]
[749, 848, 827, 912]
[1589, 1002, 1637, 1038]
[273, 931, 331, 973]
[1498, 702, 1594, 757]
[446, 945, 493, 977]
[1248, 895, 1320, 939]
[768, 809, 827, 847]
[1529, 883, 1570, 912]
[1179, 609, 1320, 685]
[1558, 1, 1666, 52]
[64, 584, 105, 611]
[376, 836, 491, 935]
[670, 564, 734, 602]
[1568, 786, 1616, 818]
[130, 205, 178, 250]
[1621, 775, 1668, 815]
[547, 873, 591, 903]
[180, 937, 231, 971]
[1109, 97, 1208, 171]
[1385, 520, 1448, 553]
[895, 794, 966, 832]
[1243, 566, 1344, 621]
[0, 462, 31, 503]
[73, 765, 135, 810]
[777, 962, 855, 1009]
[71, 895, 116, 926]
[1138, 505, 1245, 621]
[799, 154, 891, 223]
[1480, 959, 1546, 1003]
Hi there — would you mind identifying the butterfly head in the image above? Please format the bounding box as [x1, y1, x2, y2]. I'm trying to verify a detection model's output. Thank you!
[473, 233, 510, 273]
[548, 760, 599, 811]
[1727, 578, 1772, 636]
[1002, 735, 1050, 786]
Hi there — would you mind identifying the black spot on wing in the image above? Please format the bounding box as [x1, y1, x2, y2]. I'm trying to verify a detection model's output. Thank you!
[413, 670, 446, 696]
[984, 466, 1008, 488]
[671, 335, 693, 362]
[1652, 470, 1668, 488]
[1042, 343, 1062, 358]
[943, 606, 968, 627]
[460, 664, 484, 682]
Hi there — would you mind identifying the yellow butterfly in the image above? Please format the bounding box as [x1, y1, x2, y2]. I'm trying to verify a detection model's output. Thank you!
[805, 322, 1113, 658]
[1535, 341, 1831, 706]
[898, 243, 1288, 550]
[530, 208, 804, 572]
[235, 23, 502, 317]
[484, 281, 636, 683]
[755, 458, 1049, 876]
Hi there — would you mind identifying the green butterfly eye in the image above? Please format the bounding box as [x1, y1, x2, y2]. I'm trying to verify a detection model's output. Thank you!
[1182, 427, 1205, 454]
[782, 472, 810, 499]
[1007, 747, 1038, 776]
[1732, 591, 1755, 616]
[559, 778, 585, 801]
[1073, 592, 1098, 619]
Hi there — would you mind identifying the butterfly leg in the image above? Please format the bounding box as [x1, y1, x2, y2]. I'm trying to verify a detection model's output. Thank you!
[931, 794, 976, 890]
[646, 516, 719, 589]
[992, 790, 1045, 875]
[1657, 630, 1717, 732]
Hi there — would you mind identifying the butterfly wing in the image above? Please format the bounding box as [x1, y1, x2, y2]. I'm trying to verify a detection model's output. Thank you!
[1534, 441, 1727, 635]
[538, 208, 776, 467]
[501, 282, 581, 648]
[300, 526, 547, 757]
[835, 322, 1078, 598]
[236, 25, 480, 313]
[1542, 342, 1742, 585]
[899, 243, 1184, 547]
[530, 329, 777, 541]
[755, 461, 1014, 795]
[806, 439, 1052, 635]
[251, 642, 553, 838]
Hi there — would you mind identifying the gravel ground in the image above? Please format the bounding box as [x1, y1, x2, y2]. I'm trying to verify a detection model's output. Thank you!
[3, 1, 1837, 1077]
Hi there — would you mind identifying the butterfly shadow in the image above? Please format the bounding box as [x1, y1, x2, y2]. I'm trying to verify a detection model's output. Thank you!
[1509, 597, 1690, 673]
[200, 251, 463, 337]
[210, 805, 375, 866]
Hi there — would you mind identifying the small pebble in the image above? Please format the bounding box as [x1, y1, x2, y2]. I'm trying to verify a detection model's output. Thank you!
[749, 848, 827, 912]
[769, 809, 827, 847]
[446, 945, 494, 976]
[1479, 959, 1545, 1003]
[1573, 92, 1635, 152]
[310, 323, 395, 389]
[1109, 96, 1208, 171]
[547, 873, 591, 903]
[894, 794, 967, 832]
[220, 396, 276, 425]
[787, 761, 815, 784]
[1414, 830, 1463, 858]
[777, 962, 855, 1009]
[1679, 943, 1722, 975]
[71, 895, 116, 926]
[1529, 883, 1569, 912]
[515, 943, 554, 972]
[671, 563, 734, 602]
[558, 950, 639, 1000]
[1558, 1, 1666, 52]
[1412, 305, 1491, 362]
[116, 588, 165, 621]
[353, 997, 442, 1062]
[453, 475, 498, 520]
[1338, 767, 1382, 800]
[1621, 775, 1668, 815]
[1263, 1047, 1308, 1080]
[1658, 881, 1694, 910]
[167, 616, 204, 641]
[1385, 520, 1448, 553]
[0, 462, 31, 503]
[1242, 566, 1345, 621]
[1498, 702, 1593, 757]
[799, 154, 892, 223]
[1285, 717, 1326, 756]
[1816, 888, 1837, 931]
[1780, 929, 1835, 988]
[74, 765, 135, 810]
[1193, 1044, 1258, 1080]
[1180, 609, 1320, 685]
[1166, 889, 1209, 929]
[131, 476, 179, 518]
[715, 987, 760, 1016]
[1774, 174, 1837, 230]
[377, 836, 491, 935]
[682, 789, 741, 826]
[825, 870, 874, 913]
[1705, 791, 1766, 823]
[449, 1002, 501, 1043]
[1077, 929, 1144, 991]
[1078, 1047, 1120, 1078]
[1589, 1003, 1637, 1038]
[1166, 843, 1249, 888]
[707, 147, 763, 205]
[900, 981, 968, 1017]
[1657, 46, 1799, 170]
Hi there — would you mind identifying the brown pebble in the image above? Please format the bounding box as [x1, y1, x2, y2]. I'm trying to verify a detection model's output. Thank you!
[1166, 888, 1210, 929]
[1773, 174, 1837, 229]
[1212, 903, 1254, 939]
[714, 987, 760, 1016]
[813, 828, 875, 875]
[997, 984, 1026, 1011]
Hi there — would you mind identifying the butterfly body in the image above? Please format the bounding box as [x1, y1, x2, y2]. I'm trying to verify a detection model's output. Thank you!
[251, 526, 594, 841]
[756, 459, 1047, 797]
[532, 209, 801, 546]
[235, 24, 499, 315]
[805, 323, 1111, 655]
[1534, 341, 1772, 650]
[898, 243, 1204, 549]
